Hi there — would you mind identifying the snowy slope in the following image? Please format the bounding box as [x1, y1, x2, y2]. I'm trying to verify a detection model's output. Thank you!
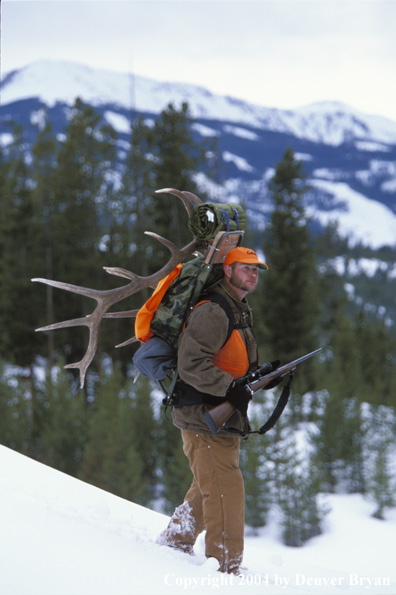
[1, 445, 396, 595]
[307, 179, 396, 248]
[3, 60, 396, 146]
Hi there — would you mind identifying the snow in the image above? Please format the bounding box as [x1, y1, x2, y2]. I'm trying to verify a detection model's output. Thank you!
[354, 141, 391, 153]
[3, 60, 396, 146]
[222, 151, 255, 173]
[0, 132, 14, 146]
[1, 445, 396, 595]
[328, 256, 391, 278]
[307, 179, 396, 248]
[104, 111, 131, 134]
[223, 125, 260, 141]
[192, 123, 219, 138]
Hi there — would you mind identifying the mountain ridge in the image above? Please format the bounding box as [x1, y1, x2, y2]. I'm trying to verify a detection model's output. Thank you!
[3, 60, 396, 147]
[1, 60, 396, 252]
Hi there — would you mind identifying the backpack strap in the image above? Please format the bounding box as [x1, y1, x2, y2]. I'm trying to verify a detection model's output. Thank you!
[200, 291, 251, 347]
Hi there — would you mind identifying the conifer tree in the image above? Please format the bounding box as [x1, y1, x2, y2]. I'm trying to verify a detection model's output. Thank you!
[342, 398, 366, 493]
[30, 119, 59, 368]
[150, 102, 206, 268]
[309, 391, 346, 492]
[275, 434, 326, 546]
[365, 405, 396, 519]
[100, 116, 157, 364]
[80, 369, 146, 502]
[0, 363, 19, 449]
[107, 115, 156, 276]
[354, 310, 396, 407]
[128, 377, 158, 505]
[261, 148, 320, 403]
[45, 98, 117, 370]
[161, 437, 193, 515]
[240, 414, 272, 532]
[368, 444, 395, 520]
[156, 411, 192, 513]
[0, 126, 44, 369]
[40, 364, 88, 477]
[310, 393, 366, 494]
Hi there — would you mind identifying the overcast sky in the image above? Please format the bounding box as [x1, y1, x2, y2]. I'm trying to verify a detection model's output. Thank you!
[2, 0, 396, 121]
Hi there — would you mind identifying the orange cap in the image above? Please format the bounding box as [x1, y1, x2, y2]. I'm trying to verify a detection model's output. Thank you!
[224, 247, 268, 270]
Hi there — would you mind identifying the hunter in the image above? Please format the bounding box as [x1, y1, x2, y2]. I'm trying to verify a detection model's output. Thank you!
[157, 246, 268, 574]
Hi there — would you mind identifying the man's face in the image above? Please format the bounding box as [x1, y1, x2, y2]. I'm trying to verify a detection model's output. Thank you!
[227, 262, 259, 295]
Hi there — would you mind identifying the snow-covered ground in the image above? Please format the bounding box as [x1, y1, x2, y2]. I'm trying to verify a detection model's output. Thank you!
[1, 445, 395, 595]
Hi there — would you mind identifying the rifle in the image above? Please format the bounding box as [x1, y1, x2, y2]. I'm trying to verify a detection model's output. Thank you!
[204, 348, 323, 434]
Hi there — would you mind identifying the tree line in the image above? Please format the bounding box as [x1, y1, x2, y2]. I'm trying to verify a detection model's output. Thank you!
[1, 98, 395, 545]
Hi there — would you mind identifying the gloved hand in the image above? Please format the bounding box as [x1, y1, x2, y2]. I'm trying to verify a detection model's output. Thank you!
[263, 360, 283, 390]
[226, 383, 252, 417]
[264, 376, 283, 390]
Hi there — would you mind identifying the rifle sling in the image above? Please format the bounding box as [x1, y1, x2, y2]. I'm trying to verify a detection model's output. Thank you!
[224, 373, 294, 437]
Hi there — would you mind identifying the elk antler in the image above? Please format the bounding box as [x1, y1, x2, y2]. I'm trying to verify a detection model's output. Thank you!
[32, 189, 206, 388]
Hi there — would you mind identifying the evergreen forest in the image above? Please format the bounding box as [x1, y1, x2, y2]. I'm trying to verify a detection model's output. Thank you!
[1, 99, 395, 547]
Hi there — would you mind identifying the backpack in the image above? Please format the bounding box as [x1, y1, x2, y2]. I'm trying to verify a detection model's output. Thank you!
[132, 231, 243, 382]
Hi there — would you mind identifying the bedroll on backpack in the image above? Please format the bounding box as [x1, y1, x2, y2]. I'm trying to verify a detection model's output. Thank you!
[133, 257, 224, 380]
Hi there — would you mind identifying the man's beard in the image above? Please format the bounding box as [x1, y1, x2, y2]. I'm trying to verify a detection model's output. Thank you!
[229, 270, 257, 294]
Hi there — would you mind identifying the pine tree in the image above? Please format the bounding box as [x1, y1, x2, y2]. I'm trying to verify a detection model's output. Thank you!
[0, 126, 45, 368]
[275, 434, 326, 547]
[150, 102, 206, 269]
[128, 377, 158, 505]
[45, 98, 117, 371]
[156, 411, 192, 514]
[240, 414, 272, 533]
[106, 115, 156, 276]
[261, 148, 320, 404]
[368, 444, 395, 520]
[354, 310, 396, 407]
[40, 364, 89, 476]
[309, 391, 346, 492]
[342, 398, 366, 493]
[0, 362, 19, 449]
[310, 392, 367, 494]
[365, 405, 396, 519]
[30, 118, 59, 368]
[79, 369, 146, 502]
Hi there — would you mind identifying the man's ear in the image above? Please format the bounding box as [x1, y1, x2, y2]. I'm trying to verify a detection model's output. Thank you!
[223, 264, 232, 280]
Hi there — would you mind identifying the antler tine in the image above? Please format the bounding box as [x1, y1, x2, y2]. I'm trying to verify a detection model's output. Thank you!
[144, 230, 200, 258]
[115, 336, 139, 348]
[31, 277, 108, 299]
[155, 188, 202, 218]
[32, 188, 207, 388]
[181, 191, 202, 207]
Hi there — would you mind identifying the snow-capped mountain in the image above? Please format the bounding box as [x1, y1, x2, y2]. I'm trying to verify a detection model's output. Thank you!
[3, 60, 396, 146]
[1, 60, 396, 250]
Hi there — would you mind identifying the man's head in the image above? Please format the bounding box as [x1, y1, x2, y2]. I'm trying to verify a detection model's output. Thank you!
[223, 247, 268, 299]
[224, 247, 268, 271]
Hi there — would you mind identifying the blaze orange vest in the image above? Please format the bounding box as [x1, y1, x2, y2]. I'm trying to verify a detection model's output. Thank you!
[196, 299, 250, 380]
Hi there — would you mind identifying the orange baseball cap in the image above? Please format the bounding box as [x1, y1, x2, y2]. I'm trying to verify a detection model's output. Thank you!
[224, 247, 268, 270]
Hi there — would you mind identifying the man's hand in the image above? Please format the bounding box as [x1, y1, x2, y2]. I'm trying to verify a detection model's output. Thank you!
[226, 383, 252, 417]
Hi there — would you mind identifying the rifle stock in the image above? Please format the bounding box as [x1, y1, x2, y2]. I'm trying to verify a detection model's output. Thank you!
[204, 402, 236, 434]
[204, 348, 322, 434]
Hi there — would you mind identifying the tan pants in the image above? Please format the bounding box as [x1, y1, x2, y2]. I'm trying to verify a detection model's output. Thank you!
[158, 430, 245, 574]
